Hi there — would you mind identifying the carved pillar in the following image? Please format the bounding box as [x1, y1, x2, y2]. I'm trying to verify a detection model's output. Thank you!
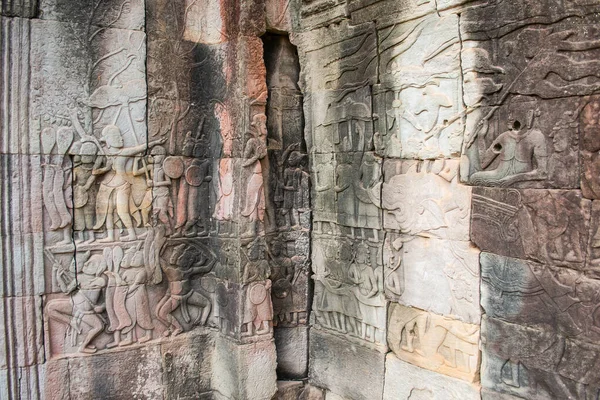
[1, 0, 38, 18]
[0, 14, 45, 399]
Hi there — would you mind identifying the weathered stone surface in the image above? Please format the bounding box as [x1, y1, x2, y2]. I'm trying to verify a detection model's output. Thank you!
[382, 159, 471, 241]
[312, 234, 387, 349]
[384, 353, 480, 400]
[299, 0, 347, 30]
[275, 381, 326, 400]
[64, 344, 164, 399]
[309, 329, 385, 400]
[1, 364, 46, 400]
[161, 331, 214, 399]
[212, 336, 278, 400]
[481, 252, 600, 343]
[0, 296, 44, 369]
[375, 13, 464, 159]
[587, 201, 600, 275]
[1, 0, 37, 17]
[38, 0, 144, 30]
[388, 303, 480, 382]
[471, 187, 591, 268]
[581, 95, 600, 199]
[481, 316, 600, 399]
[481, 388, 528, 400]
[274, 326, 308, 379]
[384, 235, 480, 324]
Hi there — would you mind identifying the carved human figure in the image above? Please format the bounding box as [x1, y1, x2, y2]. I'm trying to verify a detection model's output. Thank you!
[132, 146, 174, 233]
[354, 153, 382, 240]
[41, 126, 74, 245]
[93, 124, 166, 242]
[241, 114, 268, 238]
[348, 244, 385, 343]
[242, 280, 273, 336]
[269, 241, 294, 323]
[470, 111, 548, 187]
[385, 236, 405, 297]
[73, 141, 99, 243]
[314, 153, 338, 234]
[155, 244, 214, 336]
[334, 158, 357, 230]
[120, 245, 154, 344]
[214, 158, 235, 235]
[104, 246, 132, 348]
[174, 121, 213, 237]
[280, 144, 308, 230]
[46, 252, 107, 354]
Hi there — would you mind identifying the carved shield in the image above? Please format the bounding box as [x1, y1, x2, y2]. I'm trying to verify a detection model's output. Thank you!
[163, 156, 185, 179]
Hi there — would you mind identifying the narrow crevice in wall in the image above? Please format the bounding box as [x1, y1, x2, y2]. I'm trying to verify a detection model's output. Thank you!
[262, 31, 311, 381]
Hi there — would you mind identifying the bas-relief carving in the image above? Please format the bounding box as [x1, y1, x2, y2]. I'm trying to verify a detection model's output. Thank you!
[45, 235, 217, 357]
[387, 303, 480, 383]
[581, 95, 600, 199]
[268, 233, 310, 327]
[481, 252, 600, 343]
[311, 235, 387, 349]
[459, 10, 600, 188]
[375, 14, 464, 159]
[384, 234, 480, 324]
[39, 0, 145, 30]
[382, 159, 471, 241]
[471, 187, 591, 268]
[482, 316, 600, 400]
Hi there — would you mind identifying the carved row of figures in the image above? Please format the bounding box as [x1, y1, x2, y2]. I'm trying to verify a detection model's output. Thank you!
[312, 240, 386, 346]
[41, 110, 310, 248]
[45, 230, 277, 355]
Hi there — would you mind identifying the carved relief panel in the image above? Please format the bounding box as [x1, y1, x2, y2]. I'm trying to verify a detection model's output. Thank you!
[375, 14, 464, 159]
[384, 234, 480, 324]
[382, 159, 471, 241]
[471, 187, 591, 268]
[312, 233, 387, 349]
[388, 303, 480, 382]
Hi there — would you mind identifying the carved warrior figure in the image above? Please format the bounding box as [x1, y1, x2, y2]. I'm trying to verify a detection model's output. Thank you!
[156, 244, 214, 336]
[92, 124, 166, 242]
[174, 119, 213, 237]
[73, 141, 99, 243]
[132, 146, 174, 233]
[41, 126, 74, 246]
[46, 252, 107, 354]
[242, 113, 268, 238]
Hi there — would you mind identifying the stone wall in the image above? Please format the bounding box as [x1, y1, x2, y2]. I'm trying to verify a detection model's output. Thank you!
[1, 0, 600, 399]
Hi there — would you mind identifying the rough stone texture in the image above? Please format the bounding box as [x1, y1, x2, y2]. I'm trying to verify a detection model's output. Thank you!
[1, 0, 37, 17]
[384, 235, 480, 324]
[384, 353, 481, 400]
[274, 326, 308, 379]
[309, 329, 385, 400]
[388, 303, 480, 383]
[471, 187, 591, 268]
[481, 316, 600, 399]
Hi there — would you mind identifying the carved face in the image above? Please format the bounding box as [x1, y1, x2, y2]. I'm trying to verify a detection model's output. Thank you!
[102, 125, 124, 148]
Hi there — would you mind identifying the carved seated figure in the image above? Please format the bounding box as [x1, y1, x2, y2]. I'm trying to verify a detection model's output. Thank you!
[470, 112, 548, 187]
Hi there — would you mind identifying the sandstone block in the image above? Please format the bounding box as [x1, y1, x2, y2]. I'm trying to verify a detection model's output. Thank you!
[384, 235, 480, 324]
[382, 159, 471, 241]
[39, 0, 144, 30]
[471, 187, 591, 268]
[309, 329, 385, 400]
[383, 353, 480, 400]
[0, 296, 44, 369]
[388, 303, 480, 382]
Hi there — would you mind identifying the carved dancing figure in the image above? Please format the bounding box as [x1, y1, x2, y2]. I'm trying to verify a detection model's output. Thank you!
[241, 114, 268, 238]
[156, 244, 214, 336]
[46, 252, 107, 354]
[314, 153, 338, 234]
[93, 124, 166, 242]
